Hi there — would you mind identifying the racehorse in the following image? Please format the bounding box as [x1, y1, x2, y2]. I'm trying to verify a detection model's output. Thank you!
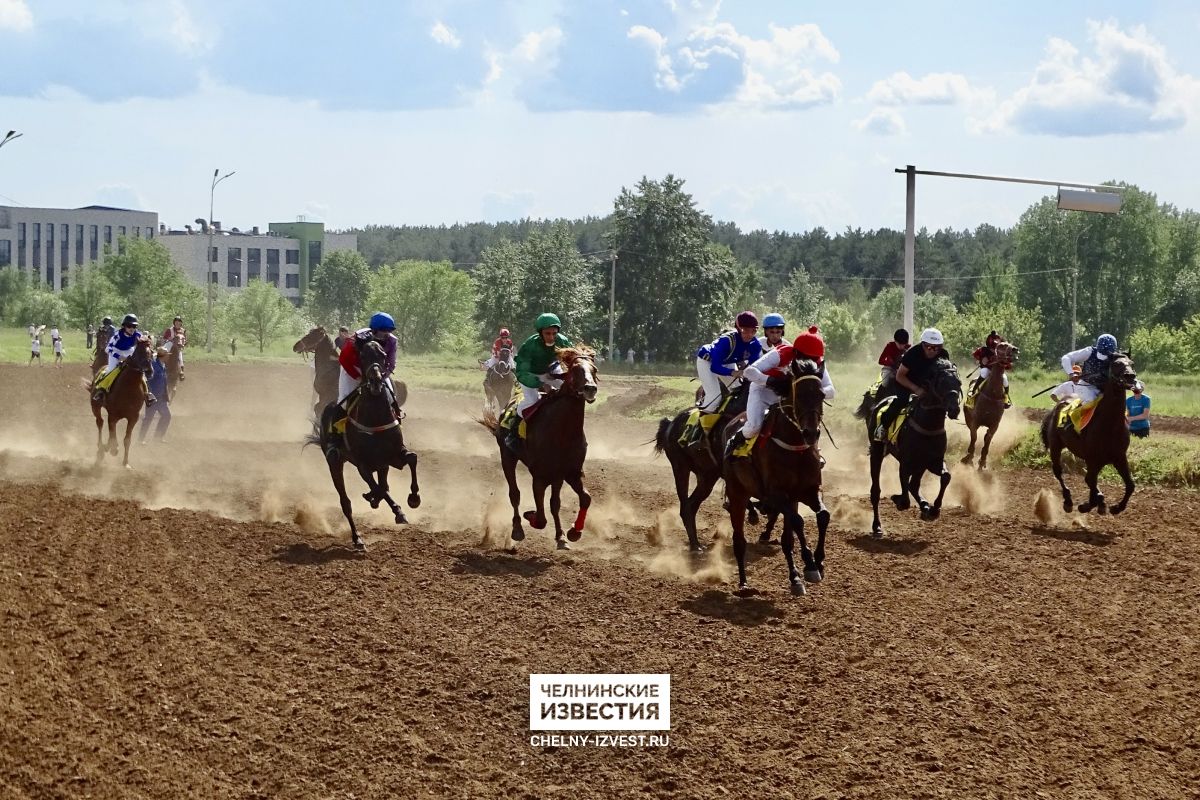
[856, 358, 962, 538]
[293, 326, 341, 419]
[1040, 353, 1137, 515]
[722, 360, 828, 594]
[961, 341, 1018, 469]
[90, 345, 107, 378]
[308, 338, 420, 551]
[89, 337, 152, 468]
[481, 347, 598, 549]
[483, 346, 516, 412]
[653, 382, 751, 552]
[162, 338, 184, 401]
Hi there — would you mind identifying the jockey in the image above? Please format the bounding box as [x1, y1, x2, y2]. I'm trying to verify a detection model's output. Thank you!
[482, 326, 516, 371]
[695, 311, 763, 413]
[874, 327, 949, 441]
[93, 314, 155, 404]
[337, 311, 399, 405]
[877, 329, 910, 387]
[96, 316, 116, 356]
[161, 315, 187, 381]
[728, 325, 835, 458]
[506, 313, 572, 451]
[1060, 333, 1118, 405]
[970, 330, 1011, 407]
[759, 313, 787, 349]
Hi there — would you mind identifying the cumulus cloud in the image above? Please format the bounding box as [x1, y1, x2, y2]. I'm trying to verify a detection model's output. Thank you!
[0, 0, 33, 32]
[983, 20, 1197, 136]
[853, 108, 906, 136]
[430, 21, 461, 49]
[867, 71, 973, 105]
[168, 0, 208, 55]
[483, 26, 563, 86]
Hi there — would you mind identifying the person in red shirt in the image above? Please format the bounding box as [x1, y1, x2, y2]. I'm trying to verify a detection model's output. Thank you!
[970, 331, 1011, 408]
[483, 327, 516, 371]
[877, 329, 910, 386]
[161, 316, 186, 381]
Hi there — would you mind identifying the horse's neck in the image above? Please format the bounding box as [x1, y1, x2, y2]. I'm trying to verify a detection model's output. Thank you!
[317, 336, 336, 360]
[983, 367, 1005, 396]
[537, 394, 585, 434]
[1093, 382, 1127, 421]
[352, 392, 396, 425]
[912, 402, 946, 429]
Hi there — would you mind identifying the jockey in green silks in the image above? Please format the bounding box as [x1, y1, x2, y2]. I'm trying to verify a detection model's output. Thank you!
[514, 312, 574, 419]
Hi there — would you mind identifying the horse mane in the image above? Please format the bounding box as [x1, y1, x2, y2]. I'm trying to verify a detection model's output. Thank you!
[556, 345, 596, 365]
[791, 357, 822, 377]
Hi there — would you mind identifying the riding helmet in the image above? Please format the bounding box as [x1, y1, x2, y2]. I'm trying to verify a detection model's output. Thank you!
[535, 313, 562, 332]
[920, 328, 944, 345]
[368, 311, 396, 332]
[1095, 333, 1117, 355]
[735, 311, 759, 329]
[122, 314, 139, 327]
[102, 316, 113, 325]
[762, 313, 786, 329]
[792, 325, 825, 360]
[500, 327, 510, 337]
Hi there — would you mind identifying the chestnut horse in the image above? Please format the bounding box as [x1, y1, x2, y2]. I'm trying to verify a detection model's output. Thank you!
[89, 337, 152, 468]
[961, 340, 1018, 469]
[1041, 353, 1137, 515]
[162, 339, 184, 401]
[293, 327, 340, 419]
[723, 360, 828, 594]
[307, 338, 420, 551]
[481, 347, 598, 549]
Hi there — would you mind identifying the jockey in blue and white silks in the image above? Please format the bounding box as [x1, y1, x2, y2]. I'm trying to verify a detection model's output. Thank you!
[1060, 333, 1118, 404]
[695, 311, 763, 413]
[105, 314, 146, 370]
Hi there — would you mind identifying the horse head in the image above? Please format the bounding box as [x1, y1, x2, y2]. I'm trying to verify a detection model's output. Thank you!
[1108, 352, 1137, 391]
[358, 338, 389, 396]
[556, 346, 599, 404]
[775, 358, 825, 448]
[994, 340, 1019, 366]
[128, 336, 153, 374]
[293, 326, 327, 354]
[494, 347, 512, 376]
[923, 358, 963, 420]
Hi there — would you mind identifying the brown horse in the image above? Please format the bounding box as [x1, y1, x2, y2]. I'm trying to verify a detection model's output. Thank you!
[89, 337, 152, 468]
[1041, 353, 1137, 515]
[723, 360, 828, 593]
[308, 338, 420, 551]
[162, 339, 184, 401]
[481, 347, 598, 549]
[483, 346, 516, 412]
[293, 326, 341, 419]
[961, 340, 1018, 469]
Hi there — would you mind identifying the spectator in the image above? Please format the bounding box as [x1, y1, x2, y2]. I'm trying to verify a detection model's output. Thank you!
[29, 334, 41, 366]
[139, 347, 172, 443]
[1050, 365, 1082, 403]
[1126, 380, 1151, 438]
[230, 338, 238, 356]
[53, 333, 65, 366]
[627, 347, 636, 365]
[334, 326, 351, 351]
[86, 323, 95, 350]
[27, 323, 35, 338]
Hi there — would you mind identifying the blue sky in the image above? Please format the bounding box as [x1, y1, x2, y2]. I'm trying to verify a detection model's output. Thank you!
[2, 0, 1199, 234]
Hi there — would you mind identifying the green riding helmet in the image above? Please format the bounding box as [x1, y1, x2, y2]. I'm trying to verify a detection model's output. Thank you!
[535, 312, 562, 332]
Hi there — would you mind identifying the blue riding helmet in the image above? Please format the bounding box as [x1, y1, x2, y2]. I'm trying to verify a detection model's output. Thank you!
[1095, 333, 1117, 355]
[369, 312, 396, 332]
[762, 313, 786, 328]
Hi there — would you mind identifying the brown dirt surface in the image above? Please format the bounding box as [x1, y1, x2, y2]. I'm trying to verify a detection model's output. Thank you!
[2, 361, 1198, 798]
[1022, 405, 1200, 436]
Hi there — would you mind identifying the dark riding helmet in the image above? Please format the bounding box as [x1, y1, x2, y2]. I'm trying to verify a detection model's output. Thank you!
[102, 316, 113, 325]
[121, 314, 139, 328]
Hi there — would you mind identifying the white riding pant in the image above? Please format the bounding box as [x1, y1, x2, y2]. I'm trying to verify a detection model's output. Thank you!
[106, 350, 133, 371]
[696, 357, 733, 413]
[978, 367, 1008, 386]
[739, 382, 781, 438]
[338, 368, 359, 403]
[1074, 381, 1100, 404]
[484, 355, 515, 370]
[517, 375, 563, 417]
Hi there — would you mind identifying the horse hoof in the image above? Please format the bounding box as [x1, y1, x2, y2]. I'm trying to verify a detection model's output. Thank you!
[1062, 499, 1073, 513]
[1097, 505, 1108, 516]
[891, 495, 910, 511]
[871, 528, 884, 540]
[353, 539, 366, 552]
[919, 506, 933, 521]
[523, 511, 547, 530]
[1077, 503, 1092, 514]
[556, 540, 570, 551]
[566, 527, 582, 542]
[757, 533, 772, 545]
[407, 494, 421, 509]
[960, 455, 972, 465]
[804, 569, 822, 583]
[394, 513, 407, 525]
[511, 527, 525, 542]
[747, 508, 760, 525]
[927, 507, 941, 521]
[790, 579, 807, 596]
[364, 493, 381, 509]
[1111, 503, 1127, 515]
[688, 543, 706, 554]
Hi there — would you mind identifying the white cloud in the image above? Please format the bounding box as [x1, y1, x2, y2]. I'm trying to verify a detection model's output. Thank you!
[853, 108, 906, 136]
[168, 0, 207, 55]
[628, 25, 681, 91]
[430, 21, 461, 49]
[481, 27, 563, 87]
[983, 20, 1198, 136]
[867, 71, 974, 105]
[0, 0, 33, 32]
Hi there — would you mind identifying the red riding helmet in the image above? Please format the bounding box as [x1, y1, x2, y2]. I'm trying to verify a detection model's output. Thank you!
[500, 328, 510, 337]
[792, 325, 825, 360]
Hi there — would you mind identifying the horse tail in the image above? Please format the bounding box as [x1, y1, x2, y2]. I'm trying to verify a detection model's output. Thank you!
[1039, 409, 1054, 450]
[650, 417, 672, 456]
[478, 408, 500, 433]
[854, 390, 874, 420]
[303, 417, 324, 451]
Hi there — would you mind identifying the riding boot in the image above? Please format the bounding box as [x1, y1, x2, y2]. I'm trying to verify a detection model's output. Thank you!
[724, 431, 750, 459]
[146, 392, 157, 407]
[91, 388, 106, 403]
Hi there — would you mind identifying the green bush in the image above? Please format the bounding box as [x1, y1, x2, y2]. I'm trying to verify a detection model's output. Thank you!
[1127, 324, 1188, 371]
[936, 299, 1044, 367]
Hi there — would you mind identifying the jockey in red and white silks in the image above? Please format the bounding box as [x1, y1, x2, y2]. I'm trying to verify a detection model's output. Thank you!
[739, 326, 835, 441]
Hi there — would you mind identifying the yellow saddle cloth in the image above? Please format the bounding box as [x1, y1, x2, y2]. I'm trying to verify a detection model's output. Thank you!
[875, 396, 910, 444]
[1057, 397, 1099, 433]
[499, 404, 529, 440]
[93, 363, 124, 392]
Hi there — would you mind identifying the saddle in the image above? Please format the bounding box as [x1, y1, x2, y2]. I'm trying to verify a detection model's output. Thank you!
[1056, 397, 1099, 433]
[872, 396, 911, 445]
[678, 384, 747, 450]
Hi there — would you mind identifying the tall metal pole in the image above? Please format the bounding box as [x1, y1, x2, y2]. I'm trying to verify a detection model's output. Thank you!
[1071, 265, 1077, 351]
[608, 250, 617, 362]
[903, 165, 916, 333]
[205, 169, 235, 352]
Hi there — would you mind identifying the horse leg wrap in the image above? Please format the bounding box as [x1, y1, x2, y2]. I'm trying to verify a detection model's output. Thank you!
[573, 508, 587, 531]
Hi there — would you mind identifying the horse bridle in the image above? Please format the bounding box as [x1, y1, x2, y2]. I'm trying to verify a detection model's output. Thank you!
[553, 353, 597, 398]
[772, 373, 824, 451]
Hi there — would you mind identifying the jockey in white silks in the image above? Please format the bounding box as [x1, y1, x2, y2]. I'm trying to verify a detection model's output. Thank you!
[104, 314, 145, 370]
[727, 325, 835, 457]
[1060, 333, 1119, 405]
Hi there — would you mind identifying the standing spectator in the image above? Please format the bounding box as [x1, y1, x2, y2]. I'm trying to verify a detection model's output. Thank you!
[230, 338, 238, 356]
[334, 326, 351, 351]
[27, 323, 35, 338]
[1050, 365, 1082, 403]
[29, 333, 41, 365]
[1126, 380, 1151, 438]
[643, 349, 650, 365]
[139, 346, 172, 444]
[53, 333, 65, 366]
[86, 323, 95, 350]
[627, 347, 636, 365]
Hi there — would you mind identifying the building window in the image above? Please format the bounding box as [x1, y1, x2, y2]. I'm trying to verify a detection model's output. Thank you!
[132, 226, 141, 238]
[247, 248, 261, 281]
[60, 266, 69, 290]
[0, 208, 9, 228]
[307, 241, 322, 271]
[17, 222, 24, 268]
[76, 225, 84, 264]
[104, 225, 112, 245]
[209, 246, 219, 262]
[286, 248, 299, 264]
[89, 225, 99, 261]
[227, 270, 241, 288]
[45, 224, 53, 271]
[46, 266, 54, 288]
[60, 224, 68, 267]
[0, 240, 10, 266]
[266, 248, 280, 285]
[210, 270, 219, 284]
[118, 226, 126, 237]
[146, 227, 154, 239]
[32, 222, 40, 269]
[285, 273, 299, 289]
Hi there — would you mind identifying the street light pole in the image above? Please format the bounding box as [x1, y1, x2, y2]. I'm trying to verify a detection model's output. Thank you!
[205, 168, 236, 352]
[608, 250, 617, 362]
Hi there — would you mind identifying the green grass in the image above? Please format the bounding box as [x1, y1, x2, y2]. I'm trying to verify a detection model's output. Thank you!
[1003, 426, 1200, 489]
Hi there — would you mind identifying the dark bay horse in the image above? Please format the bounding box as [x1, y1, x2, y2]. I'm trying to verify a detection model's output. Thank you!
[652, 382, 750, 552]
[961, 341, 1018, 469]
[483, 346, 516, 411]
[293, 327, 340, 419]
[89, 337, 152, 468]
[723, 361, 828, 593]
[308, 338, 420, 551]
[856, 358, 962, 538]
[481, 347, 598, 549]
[1041, 353, 1137, 514]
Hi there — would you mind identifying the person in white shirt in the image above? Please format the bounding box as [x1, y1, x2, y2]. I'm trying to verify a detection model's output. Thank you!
[1050, 366, 1081, 403]
[29, 335, 41, 365]
[52, 335, 65, 365]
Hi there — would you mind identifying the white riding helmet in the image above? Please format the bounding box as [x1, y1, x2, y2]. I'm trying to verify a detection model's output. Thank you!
[920, 328, 944, 346]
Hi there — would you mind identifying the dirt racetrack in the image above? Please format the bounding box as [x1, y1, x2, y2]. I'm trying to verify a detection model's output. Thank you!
[2, 361, 1198, 799]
